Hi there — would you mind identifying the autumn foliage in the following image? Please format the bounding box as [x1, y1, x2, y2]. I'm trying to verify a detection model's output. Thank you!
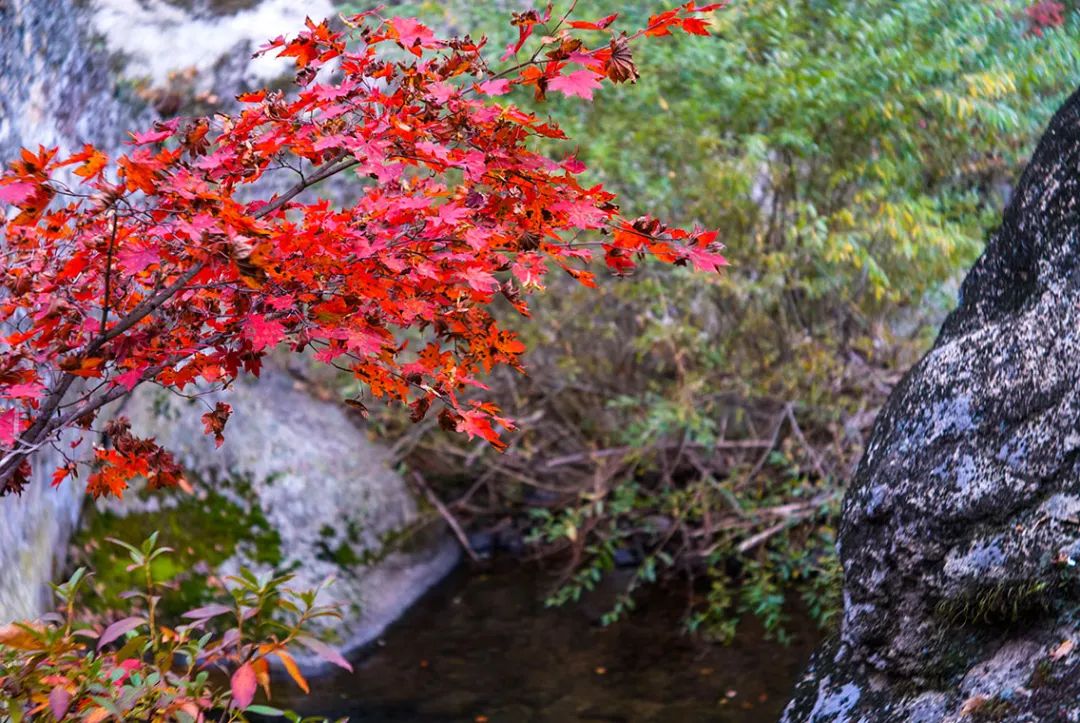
[0, 534, 348, 721]
[0, 3, 726, 498]
[1027, 1, 1067, 34]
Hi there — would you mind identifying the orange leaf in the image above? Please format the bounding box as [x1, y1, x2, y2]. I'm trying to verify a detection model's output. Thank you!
[1051, 638, 1075, 660]
[0, 622, 41, 650]
[85, 707, 111, 723]
[74, 150, 108, 179]
[252, 656, 272, 698]
[275, 649, 310, 694]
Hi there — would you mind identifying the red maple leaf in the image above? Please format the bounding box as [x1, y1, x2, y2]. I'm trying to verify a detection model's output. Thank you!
[3, 382, 46, 400]
[548, 70, 604, 100]
[243, 315, 286, 352]
[130, 128, 173, 145]
[117, 245, 160, 274]
[0, 409, 18, 446]
[0, 182, 35, 205]
[457, 409, 511, 451]
[477, 79, 511, 96]
[201, 402, 232, 448]
[390, 17, 435, 53]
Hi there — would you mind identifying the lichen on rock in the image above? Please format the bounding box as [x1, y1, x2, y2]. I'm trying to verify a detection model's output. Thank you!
[784, 87, 1080, 720]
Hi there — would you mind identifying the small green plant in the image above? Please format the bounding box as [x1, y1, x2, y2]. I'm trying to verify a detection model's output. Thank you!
[935, 579, 1056, 628]
[0, 534, 350, 722]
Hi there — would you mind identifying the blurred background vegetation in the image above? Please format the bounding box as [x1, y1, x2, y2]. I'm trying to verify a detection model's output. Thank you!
[328, 0, 1080, 642]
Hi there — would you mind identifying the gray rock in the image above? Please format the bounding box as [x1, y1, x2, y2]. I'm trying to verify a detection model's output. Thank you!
[0, 0, 149, 623]
[119, 365, 459, 666]
[89, 0, 333, 93]
[0, 428, 85, 621]
[784, 87, 1080, 720]
[0, 0, 151, 164]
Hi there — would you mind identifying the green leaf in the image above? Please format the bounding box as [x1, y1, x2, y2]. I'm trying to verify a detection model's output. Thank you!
[245, 705, 287, 716]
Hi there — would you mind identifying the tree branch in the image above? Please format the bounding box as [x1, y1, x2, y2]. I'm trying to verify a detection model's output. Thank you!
[0, 153, 360, 492]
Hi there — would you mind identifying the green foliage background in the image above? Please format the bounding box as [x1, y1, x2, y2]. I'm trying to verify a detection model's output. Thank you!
[356, 0, 1080, 641]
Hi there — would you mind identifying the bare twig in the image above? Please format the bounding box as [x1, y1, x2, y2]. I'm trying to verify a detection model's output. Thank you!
[785, 405, 830, 481]
[736, 403, 792, 491]
[410, 471, 479, 562]
[100, 214, 118, 335]
[543, 439, 775, 469]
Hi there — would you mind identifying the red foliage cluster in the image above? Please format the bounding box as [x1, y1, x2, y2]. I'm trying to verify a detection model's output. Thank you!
[0, 3, 727, 498]
[1026, 0, 1067, 35]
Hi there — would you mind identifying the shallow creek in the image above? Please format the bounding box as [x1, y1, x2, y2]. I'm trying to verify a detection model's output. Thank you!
[279, 563, 821, 723]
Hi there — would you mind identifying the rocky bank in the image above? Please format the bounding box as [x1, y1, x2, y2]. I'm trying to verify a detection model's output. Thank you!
[107, 365, 459, 663]
[784, 87, 1080, 721]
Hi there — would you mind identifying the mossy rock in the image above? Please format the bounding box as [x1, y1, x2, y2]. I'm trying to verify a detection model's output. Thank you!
[71, 479, 282, 620]
[87, 364, 460, 667]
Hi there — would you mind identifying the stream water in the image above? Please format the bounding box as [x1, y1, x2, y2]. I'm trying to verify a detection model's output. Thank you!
[281, 564, 821, 723]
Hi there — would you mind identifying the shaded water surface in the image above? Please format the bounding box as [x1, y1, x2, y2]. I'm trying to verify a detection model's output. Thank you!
[287, 564, 821, 723]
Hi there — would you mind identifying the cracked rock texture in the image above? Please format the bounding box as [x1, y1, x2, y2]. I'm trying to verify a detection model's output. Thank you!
[784, 87, 1080, 721]
[0, 0, 149, 622]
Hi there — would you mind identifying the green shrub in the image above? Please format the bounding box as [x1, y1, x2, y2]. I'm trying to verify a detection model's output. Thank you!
[363, 0, 1080, 641]
[0, 534, 347, 722]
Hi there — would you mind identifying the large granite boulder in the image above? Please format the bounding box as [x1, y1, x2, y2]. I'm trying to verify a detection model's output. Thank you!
[109, 364, 459, 665]
[784, 88, 1080, 720]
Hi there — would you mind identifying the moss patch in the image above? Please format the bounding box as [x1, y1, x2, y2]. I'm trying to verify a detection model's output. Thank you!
[315, 514, 442, 570]
[70, 480, 281, 622]
[935, 579, 1055, 628]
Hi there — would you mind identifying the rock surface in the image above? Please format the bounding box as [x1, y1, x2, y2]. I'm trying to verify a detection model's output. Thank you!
[116, 364, 459, 664]
[0, 0, 150, 622]
[91, 0, 334, 91]
[0, 430, 87, 621]
[784, 87, 1080, 720]
[0, 0, 151, 162]
[1, 0, 457, 648]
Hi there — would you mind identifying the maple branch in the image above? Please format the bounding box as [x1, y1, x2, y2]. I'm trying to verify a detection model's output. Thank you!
[549, 0, 581, 36]
[90, 263, 205, 353]
[100, 214, 118, 336]
[34, 329, 234, 460]
[0, 5, 725, 498]
[252, 152, 356, 220]
[0, 153, 367, 492]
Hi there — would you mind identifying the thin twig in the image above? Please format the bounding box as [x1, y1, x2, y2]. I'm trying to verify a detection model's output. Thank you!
[736, 403, 792, 491]
[410, 471, 479, 562]
[785, 405, 829, 481]
[100, 214, 118, 335]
